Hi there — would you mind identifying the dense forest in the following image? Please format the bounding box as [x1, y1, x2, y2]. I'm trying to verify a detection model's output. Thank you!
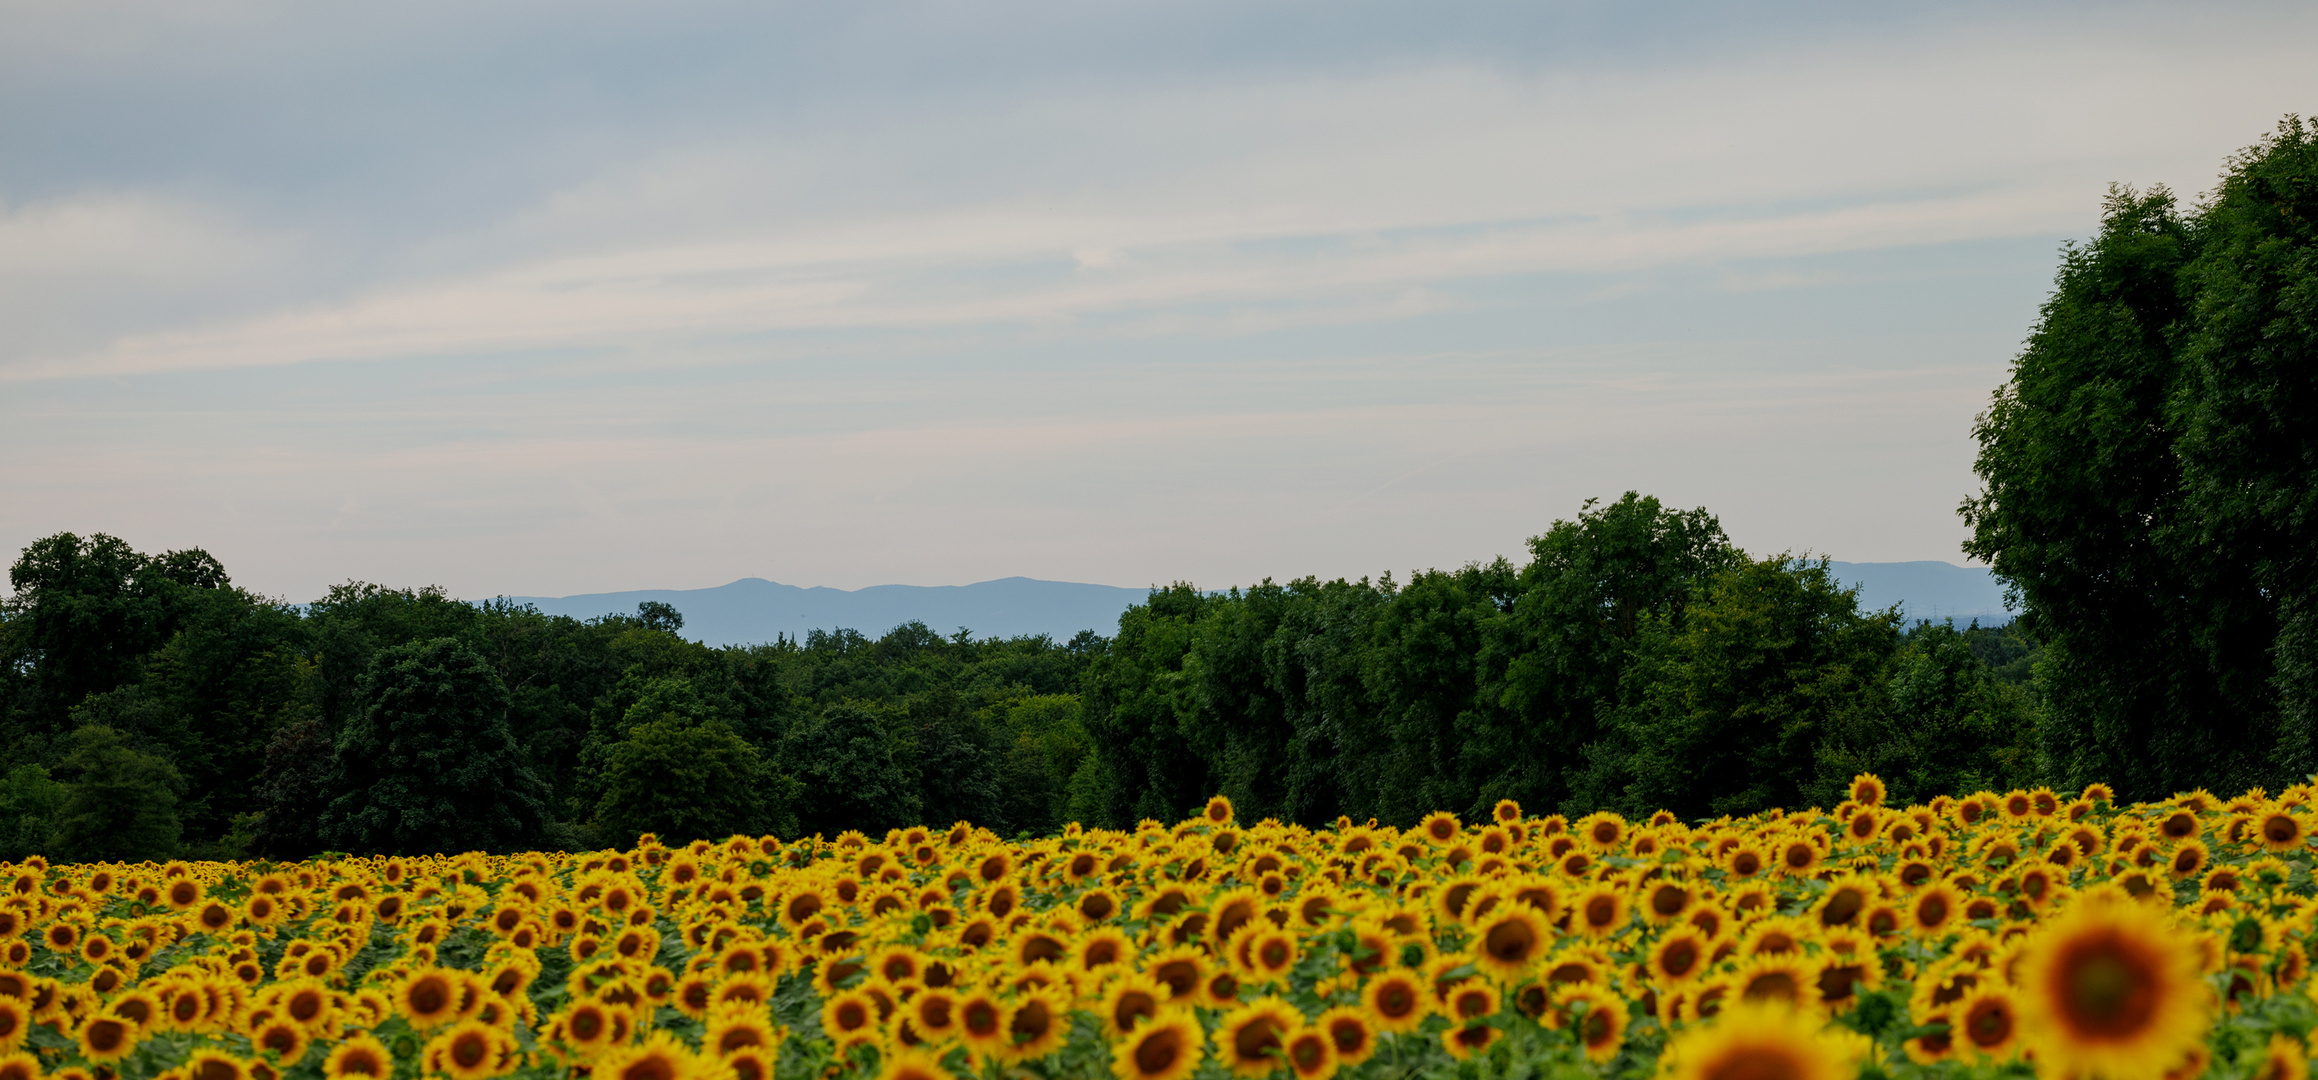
[0, 498, 2037, 862]
[2, 117, 2310, 863]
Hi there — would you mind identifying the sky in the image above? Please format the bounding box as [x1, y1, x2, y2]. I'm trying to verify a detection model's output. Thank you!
[3, 1, 2311, 603]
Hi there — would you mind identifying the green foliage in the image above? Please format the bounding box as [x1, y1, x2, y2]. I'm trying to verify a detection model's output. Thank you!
[989, 693, 1093, 832]
[781, 701, 923, 838]
[53, 723, 184, 863]
[1816, 621, 2040, 807]
[318, 637, 551, 855]
[0, 764, 64, 861]
[1963, 117, 2318, 800]
[1607, 557, 1902, 820]
[593, 713, 799, 845]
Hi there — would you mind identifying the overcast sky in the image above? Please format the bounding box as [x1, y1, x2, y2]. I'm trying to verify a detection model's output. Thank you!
[3, 1, 2310, 602]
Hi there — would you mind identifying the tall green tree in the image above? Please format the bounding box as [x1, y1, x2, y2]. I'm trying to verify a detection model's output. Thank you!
[1487, 493, 1740, 815]
[1609, 557, 1901, 820]
[593, 714, 798, 845]
[3, 533, 231, 739]
[1964, 118, 2318, 800]
[318, 638, 550, 855]
[0, 765, 65, 862]
[1813, 622, 2040, 806]
[52, 724, 184, 862]
[781, 702, 923, 838]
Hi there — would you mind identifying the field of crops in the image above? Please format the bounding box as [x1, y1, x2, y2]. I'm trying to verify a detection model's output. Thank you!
[0, 776, 2308, 1080]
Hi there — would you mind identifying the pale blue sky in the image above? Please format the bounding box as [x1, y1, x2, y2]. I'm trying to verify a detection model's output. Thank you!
[3, 1, 2310, 600]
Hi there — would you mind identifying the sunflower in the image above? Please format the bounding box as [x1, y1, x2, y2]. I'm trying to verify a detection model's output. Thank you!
[1001, 988, 1070, 1063]
[896, 988, 956, 1046]
[77, 1016, 136, 1064]
[1811, 876, 1872, 931]
[1142, 944, 1207, 999]
[0, 1053, 34, 1080]
[1576, 812, 1627, 852]
[2016, 895, 2211, 1080]
[398, 969, 463, 1031]
[1205, 795, 1235, 825]
[1508, 876, 1564, 921]
[1237, 928, 1296, 986]
[0, 999, 26, 1051]
[1446, 981, 1499, 1023]
[1471, 905, 1550, 979]
[1077, 927, 1136, 977]
[820, 990, 879, 1048]
[669, 973, 717, 1020]
[1101, 974, 1169, 1037]
[1732, 954, 1821, 1015]
[1112, 1009, 1204, 1080]
[559, 1000, 628, 1059]
[705, 1009, 783, 1057]
[1849, 773, 1886, 807]
[1200, 968, 1243, 1009]
[1439, 1021, 1501, 1061]
[1721, 844, 1769, 880]
[1953, 986, 2020, 1063]
[1296, 1007, 1370, 1068]
[1739, 916, 1810, 958]
[1902, 1009, 1956, 1064]
[1571, 882, 1629, 938]
[1360, 971, 1429, 1033]
[185, 1051, 250, 1080]
[1218, 997, 1299, 1077]
[1282, 1024, 1337, 1080]
[250, 1020, 309, 1066]
[322, 1034, 393, 1080]
[2252, 1034, 2309, 1080]
[1908, 883, 1963, 936]
[40, 923, 76, 955]
[1559, 986, 1629, 1063]
[425, 1021, 512, 1080]
[714, 972, 779, 1012]
[1774, 836, 1824, 877]
[2256, 807, 2307, 853]
[1663, 1001, 1847, 1080]
[594, 1032, 697, 1080]
[1650, 929, 1713, 985]
[165, 879, 204, 911]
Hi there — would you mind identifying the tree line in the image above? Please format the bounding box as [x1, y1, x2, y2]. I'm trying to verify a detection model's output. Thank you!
[0, 499, 2041, 862]
[0, 544, 1104, 861]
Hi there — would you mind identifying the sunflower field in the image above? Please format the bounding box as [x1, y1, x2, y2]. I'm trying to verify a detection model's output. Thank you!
[0, 777, 2312, 1080]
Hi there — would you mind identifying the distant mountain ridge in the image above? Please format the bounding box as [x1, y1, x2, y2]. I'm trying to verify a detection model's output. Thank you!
[1826, 561, 2010, 624]
[502, 577, 1149, 646]
[504, 562, 2010, 647]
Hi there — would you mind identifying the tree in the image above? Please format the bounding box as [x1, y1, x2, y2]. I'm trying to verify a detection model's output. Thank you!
[52, 724, 183, 862]
[1488, 493, 1741, 815]
[318, 638, 550, 855]
[1610, 557, 1901, 820]
[1813, 622, 2039, 806]
[990, 694, 1091, 833]
[3, 533, 231, 737]
[2170, 118, 2318, 780]
[1963, 118, 2318, 799]
[251, 714, 336, 860]
[594, 714, 797, 845]
[0, 765, 65, 861]
[781, 702, 922, 838]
